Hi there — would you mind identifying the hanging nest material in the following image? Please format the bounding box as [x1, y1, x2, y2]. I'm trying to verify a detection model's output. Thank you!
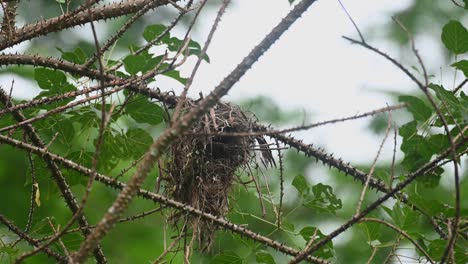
[164, 101, 274, 250]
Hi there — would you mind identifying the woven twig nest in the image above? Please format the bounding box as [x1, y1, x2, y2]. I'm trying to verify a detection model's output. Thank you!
[165, 101, 274, 250]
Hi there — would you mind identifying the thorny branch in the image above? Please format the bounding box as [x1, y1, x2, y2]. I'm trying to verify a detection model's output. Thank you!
[0, 214, 66, 262]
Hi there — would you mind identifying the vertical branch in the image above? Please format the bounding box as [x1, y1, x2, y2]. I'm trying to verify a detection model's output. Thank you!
[275, 139, 284, 230]
[24, 140, 37, 233]
[1, 0, 17, 39]
[354, 113, 392, 215]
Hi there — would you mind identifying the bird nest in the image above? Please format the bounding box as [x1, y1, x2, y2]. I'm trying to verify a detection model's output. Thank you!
[164, 101, 273, 250]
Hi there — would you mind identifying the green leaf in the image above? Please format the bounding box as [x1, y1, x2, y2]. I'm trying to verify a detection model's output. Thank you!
[34, 68, 76, 109]
[187, 39, 210, 62]
[452, 60, 468, 77]
[123, 51, 163, 75]
[465, 0, 468, 8]
[57, 47, 88, 65]
[428, 84, 464, 126]
[210, 251, 243, 264]
[303, 183, 342, 214]
[34, 68, 67, 89]
[0, 245, 18, 255]
[441, 20, 468, 54]
[299, 226, 334, 259]
[399, 120, 417, 138]
[63, 151, 93, 187]
[292, 174, 309, 197]
[143, 24, 168, 42]
[359, 221, 381, 241]
[123, 128, 153, 159]
[125, 96, 165, 125]
[428, 84, 460, 107]
[255, 251, 275, 264]
[400, 134, 434, 171]
[426, 239, 468, 262]
[398, 96, 432, 122]
[417, 166, 442, 188]
[162, 69, 187, 85]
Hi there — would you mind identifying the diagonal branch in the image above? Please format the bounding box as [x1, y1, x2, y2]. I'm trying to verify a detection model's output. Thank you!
[0, 214, 66, 263]
[0, 0, 172, 49]
[68, 0, 319, 261]
[0, 133, 328, 264]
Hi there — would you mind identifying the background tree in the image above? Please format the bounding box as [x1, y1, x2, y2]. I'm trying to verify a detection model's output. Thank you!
[0, 0, 466, 263]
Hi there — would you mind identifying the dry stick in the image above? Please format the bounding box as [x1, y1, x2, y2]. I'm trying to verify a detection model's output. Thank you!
[250, 168, 267, 217]
[47, 218, 69, 257]
[337, 0, 364, 42]
[383, 235, 402, 264]
[287, 134, 466, 264]
[172, 0, 223, 120]
[0, 53, 178, 106]
[449, 0, 465, 8]
[0, 89, 108, 263]
[0, 81, 120, 117]
[87, 2, 108, 217]
[354, 112, 392, 216]
[275, 139, 284, 230]
[2, 135, 465, 264]
[360, 218, 435, 263]
[389, 124, 398, 188]
[343, 36, 425, 89]
[0, 214, 66, 262]
[10, 136, 38, 247]
[24, 142, 36, 233]
[69, 1, 319, 261]
[0, 86, 125, 133]
[453, 78, 468, 94]
[392, 18, 460, 262]
[366, 247, 378, 264]
[0, 0, 169, 49]
[37, 207, 164, 243]
[152, 234, 183, 264]
[200, 103, 407, 137]
[0, 58, 169, 133]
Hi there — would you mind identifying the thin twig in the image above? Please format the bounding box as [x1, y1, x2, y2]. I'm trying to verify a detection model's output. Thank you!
[360, 218, 435, 263]
[172, 0, 227, 120]
[337, 0, 364, 42]
[355, 112, 392, 215]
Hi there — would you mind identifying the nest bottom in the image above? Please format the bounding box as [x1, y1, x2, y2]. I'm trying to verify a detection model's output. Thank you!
[165, 102, 258, 250]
